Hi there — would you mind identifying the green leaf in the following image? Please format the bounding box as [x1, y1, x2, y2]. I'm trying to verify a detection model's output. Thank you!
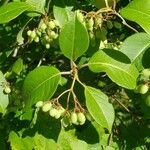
[9, 131, 34, 150]
[58, 128, 89, 150]
[23, 66, 60, 110]
[33, 133, 57, 150]
[88, 49, 139, 89]
[120, 33, 150, 70]
[0, 2, 33, 24]
[59, 13, 89, 60]
[84, 86, 115, 132]
[53, 0, 73, 27]
[26, 0, 46, 16]
[12, 58, 23, 75]
[0, 71, 9, 114]
[120, 33, 150, 62]
[121, 0, 150, 35]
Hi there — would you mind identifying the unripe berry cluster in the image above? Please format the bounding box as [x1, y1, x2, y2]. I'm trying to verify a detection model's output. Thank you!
[27, 19, 60, 49]
[135, 68, 150, 94]
[35, 100, 89, 127]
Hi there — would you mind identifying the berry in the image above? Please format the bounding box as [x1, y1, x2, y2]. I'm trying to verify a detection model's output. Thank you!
[77, 112, 86, 125]
[4, 87, 11, 94]
[142, 69, 150, 78]
[27, 30, 32, 36]
[54, 109, 62, 119]
[48, 21, 55, 29]
[36, 30, 42, 37]
[42, 102, 52, 112]
[34, 36, 39, 43]
[138, 84, 149, 94]
[44, 35, 51, 42]
[35, 101, 44, 108]
[49, 108, 57, 117]
[40, 23, 47, 31]
[45, 43, 50, 49]
[71, 112, 78, 124]
[30, 30, 36, 39]
[50, 31, 56, 39]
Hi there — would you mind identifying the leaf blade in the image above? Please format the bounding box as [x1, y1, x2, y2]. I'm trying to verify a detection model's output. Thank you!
[59, 13, 89, 60]
[121, 0, 150, 35]
[23, 66, 60, 110]
[0, 2, 33, 24]
[85, 86, 114, 132]
[88, 49, 139, 89]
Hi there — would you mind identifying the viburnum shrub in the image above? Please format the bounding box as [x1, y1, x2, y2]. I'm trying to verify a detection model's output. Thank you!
[0, 0, 150, 149]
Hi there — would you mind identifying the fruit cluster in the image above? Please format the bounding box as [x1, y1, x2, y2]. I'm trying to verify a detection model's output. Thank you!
[35, 100, 87, 127]
[27, 19, 60, 49]
[135, 68, 150, 94]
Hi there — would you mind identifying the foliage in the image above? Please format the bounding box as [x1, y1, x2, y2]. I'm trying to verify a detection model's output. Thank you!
[0, 0, 150, 149]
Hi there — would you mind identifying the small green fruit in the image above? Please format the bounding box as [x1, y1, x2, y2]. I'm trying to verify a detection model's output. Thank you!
[138, 84, 149, 94]
[55, 109, 62, 119]
[36, 30, 42, 37]
[48, 21, 55, 29]
[77, 112, 86, 125]
[45, 43, 50, 49]
[40, 23, 47, 31]
[27, 30, 32, 36]
[4, 87, 11, 94]
[30, 30, 36, 39]
[49, 108, 57, 117]
[34, 36, 39, 43]
[42, 103, 52, 112]
[145, 94, 150, 107]
[142, 69, 150, 78]
[50, 31, 56, 39]
[71, 112, 78, 124]
[35, 101, 44, 108]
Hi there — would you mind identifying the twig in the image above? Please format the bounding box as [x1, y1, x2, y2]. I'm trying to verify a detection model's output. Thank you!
[111, 96, 131, 113]
[114, 11, 138, 33]
[105, 0, 109, 8]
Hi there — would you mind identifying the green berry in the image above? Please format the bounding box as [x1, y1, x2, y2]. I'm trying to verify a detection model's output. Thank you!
[145, 94, 150, 107]
[55, 109, 62, 119]
[27, 30, 32, 36]
[45, 43, 50, 49]
[71, 112, 78, 124]
[40, 23, 47, 31]
[35, 101, 44, 108]
[138, 84, 149, 94]
[34, 36, 39, 43]
[142, 69, 150, 78]
[44, 35, 51, 42]
[50, 31, 56, 39]
[42, 102, 52, 112]
[77, 112, 86, 125]
[49, 108, 57, 117]
[30, 30, 36, 39]
[36, 30, 42, 37]
[107, 20, 113, 29]
[4, 87, 11, 94]
[48, 21, 55, 29]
